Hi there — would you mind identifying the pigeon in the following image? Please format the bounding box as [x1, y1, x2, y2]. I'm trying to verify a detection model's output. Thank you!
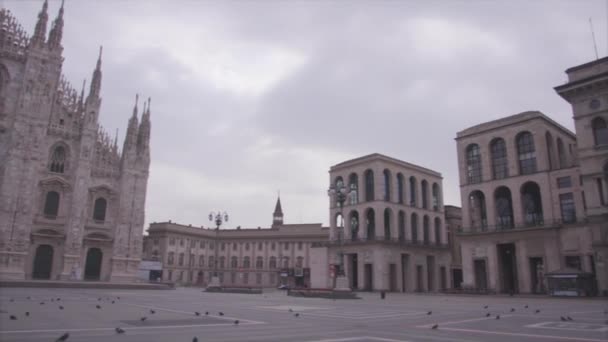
[96, 305, 101, 309]
[111, 301, 115, 304]
[117, 296, 121, 300]
[26, 296, 31, 300]
[561, 316, 567, 321]
[524, 305, 528, 309]
[55, 332, 70, 341]
[140, 317, 147, 322]
[10, 298, 14, 302]
[150, 309, 156, 314]
[98, 298, 102, 301]
[510, 308, 515, 312]
[25, 312, 30, 316]
[431, 324, 438, 330]
[195, 311, 201, 316]
[40, 302, 45, 305]
[205, 311, 209, 315]
[219, 312, 224, 316]
[483, 305, 488, 309]
[496, 315, 500, 320]
[57, 298, 61, 301]
[427, 311, 432, 315]
[59, 306, 64, 310]
[10, 315, 17, 320]
[234, 320, 239, 325]
[294, 313, 300, 317]
[115, 327, 125, 334]
[566, 316, 573, 321]
[289, 308, 293, 312]
[485, 313, 491, 317]
[192, 338, 198, 342]
[535, 309, 541, 314]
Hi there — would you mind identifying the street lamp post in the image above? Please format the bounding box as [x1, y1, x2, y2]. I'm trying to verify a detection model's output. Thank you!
[328, 179, 355, 291]
[207, 211, 228, 291]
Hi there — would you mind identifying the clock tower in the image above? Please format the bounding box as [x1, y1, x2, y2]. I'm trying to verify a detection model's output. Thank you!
[272, 195, 284, 227]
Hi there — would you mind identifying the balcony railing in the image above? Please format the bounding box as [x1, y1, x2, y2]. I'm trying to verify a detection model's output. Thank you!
[312, 236, 449, 249]
[458, 218, 587, 235]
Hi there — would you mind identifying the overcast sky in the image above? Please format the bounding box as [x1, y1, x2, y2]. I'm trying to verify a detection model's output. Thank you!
[4, 0, 606, 231]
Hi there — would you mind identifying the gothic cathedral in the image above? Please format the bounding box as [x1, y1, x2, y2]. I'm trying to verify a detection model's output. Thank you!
[0, 1, 151, 282]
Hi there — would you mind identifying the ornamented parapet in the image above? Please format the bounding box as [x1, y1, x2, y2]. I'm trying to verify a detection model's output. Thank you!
[0, 9, 29, 60]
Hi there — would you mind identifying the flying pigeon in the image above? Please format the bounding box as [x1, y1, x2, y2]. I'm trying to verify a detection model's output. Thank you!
[289, 308, 293, 312]
[195, 311, 201, 316]
[115, 327, 125, 334]
[524, 305, 528, 309]
[57, 298, 61, 301]
[234, 320, 239, 325]
[150, 309, 156, 314]
[96, 305, 101, 309]
[26, 296, 31, 300]
[25, 312, 30, 316]
[9, 315, 17, 320]
[483, 305, 488, 309]
[294, 313, 300, 317]
[10, 298, 14, 302]
[205, 311, 209, 315]
[535, 309, 541, 314]
[561, 316, 567, 321]
[496, 315, 500, 320]
[98, 298, 102, 301]
[431, 324, 438, 330]
[140, 317, 147, 322]
[566, 316, 573, 321]
[55, 332, 70, 341]
[111, 301, 115, 304]
[485, 313, 491, 317]
[427, 311, 432, 315]
[192, 338, 198, 342]
[510, 308, 515, 312]
[219, 312, 224, 316]
[117, 296, 121, 300]
[40, 302, 45, 305]
[59, 306, 64, 310]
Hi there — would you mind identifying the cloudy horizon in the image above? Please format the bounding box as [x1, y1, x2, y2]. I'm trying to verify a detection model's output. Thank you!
[4, 0, 606, 231]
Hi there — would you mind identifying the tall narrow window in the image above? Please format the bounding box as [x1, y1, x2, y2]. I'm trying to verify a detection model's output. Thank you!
[231, 256, 237, 268]
[93, 197, 107, 222]
[421, 180, 429, 209]
[397, 173, 405, 204]
[398, 211, 405, 242]
[559, 193, 576, 224]
[432, 183, 440, 211]
[409, 176, 417, 207]
[269, 256, 277, 269]
[466, 144, 482, 183]
[495, 187, 514, 229]
[296, 256, 304, 268]
[243, 256, 250, 269]
[383, 169, 391, 201]
[545, 132, 554, 170]
[178, 253, 184, 266]
[490, 138, 508, 179]
[411, 213, 418, 243]
[521, 182, 543, 226]
[517, 132, 537, 175]
[366, 209, 375, 239]
[469, 191, 487, 230]
[434, 218, 441, 245]
[592, 117, 608, 146]
[383, 208, 391, 240]
[349, 173, 359, 205]
[365, 170, 374, 202]
[256, 256, 263, 269]
[557, 138, 567, 169]
[49, 146, 66, 173]
[598, 178, 606, 206]
[349, 211, 359, 240]
[43, 191, 60, 218]
[423, 216, 430, 245]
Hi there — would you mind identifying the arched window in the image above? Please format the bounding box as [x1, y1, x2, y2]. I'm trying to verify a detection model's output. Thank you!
[43, 191, 60, 218]
[366, 208, 375, 240]
[383, 208, 391, 240]
[256, 256, 263, 269]
[397, 173, 405, 204]
[432, 183, 440, 211]
[466, 144, 482, 184]
[282, 257, 289, 268]
[219, 256, 225, 268]
[421, 180, 429, 209]
[245, 243, 250, 251]
[411, 213, 418, 243]
[557, 138, 567, 169]
[189, 254, 195, 267]
[365, 170, 374, 202]
[521, 182, 543, 226]
[349, 210, 359, 240]
[231, 256, 238, 268]
[93, 197, 107, 222]
[49, 145, 67, 173]
[296, 256, 304, 268]
[348, 173, 359, 205]
[545, 132, 555, 170]
[491, 138, 508, 180]
[469, 190, 487, 230]
[199, 255, 205, 267]
[398, 211, 406, 242]
[233, 242, 237, 250]
[517, 132, 537, 175]
[383, 169, 391, 201]
[168, 252, 174, 265]
[178, 253, 184, 266]
[434, 218, 441, 245]
[269, 256, 277, 269]
[208, 256, 214, 268]
[409, 176, 417, 207]
[258, 242, 263, 251]
[495, 186, 514, 229]
[592, 117, 608, 146]
[423, 215, 430, 245]
[243, 257, 250, 269]
[334, 176, 344, 206]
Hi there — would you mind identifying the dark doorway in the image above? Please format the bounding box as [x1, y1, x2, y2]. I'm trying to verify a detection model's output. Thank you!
[32, 245, 53, 279]
[364, 263, 373, 291]
[529, 257, 544, 294]
[389, 263, 397, 292]
[350, 254, 358, 289]
[84, 248, 103, 281]
[416, 265, 424, 291]
[497, 243, 518, 293]
[440, 266, 447, 290]
[474, 259, 487, 290]
[150, 270, 162, 281]
[452, 268, 463, 289]
[401, 254, 409, 292]
[426, 256, 435, 292]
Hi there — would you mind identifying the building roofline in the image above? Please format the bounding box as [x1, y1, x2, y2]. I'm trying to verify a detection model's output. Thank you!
[564, 56, 608, 74]
[330, 153, 442, 178]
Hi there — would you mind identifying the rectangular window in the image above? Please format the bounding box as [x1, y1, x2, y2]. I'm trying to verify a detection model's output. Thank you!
[557, 176, 572, 189]
[565, 256, 581, 270]
[559, 193, 576, 223]
[598, 178, 606, 206]
[256, 273, 262, 285]
[284, 242, 289, 250]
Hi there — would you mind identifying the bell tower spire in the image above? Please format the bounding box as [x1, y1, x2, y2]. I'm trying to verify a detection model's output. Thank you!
[87, 46, 103, 103]
[48, 0, 65, 50]
[31, 0, 49, 46]
[272, 193, 284, 227]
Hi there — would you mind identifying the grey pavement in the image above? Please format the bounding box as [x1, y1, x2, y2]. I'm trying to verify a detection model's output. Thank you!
[0, 287, 607, 342]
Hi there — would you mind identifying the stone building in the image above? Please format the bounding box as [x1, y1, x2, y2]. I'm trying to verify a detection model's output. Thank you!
[311, 154, 461, 292]
[455, 111, 589, 294]
[555, 57, 608, 295]
[142, 198, 329, 288]
[0, 2, 150, 282]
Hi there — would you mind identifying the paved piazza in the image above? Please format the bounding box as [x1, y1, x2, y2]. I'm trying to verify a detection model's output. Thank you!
[0, 288, 607, 342]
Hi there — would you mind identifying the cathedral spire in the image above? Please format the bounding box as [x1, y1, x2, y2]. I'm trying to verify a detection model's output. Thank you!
[272, 194, 284, 226]
[88, 46, 103, 102]
[78, 78, 86, 111]
[31, 0, 49, 46]
[137, 97, 151, 156]
[48, 0, 65, 50]
[123, 94, 139, 153]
